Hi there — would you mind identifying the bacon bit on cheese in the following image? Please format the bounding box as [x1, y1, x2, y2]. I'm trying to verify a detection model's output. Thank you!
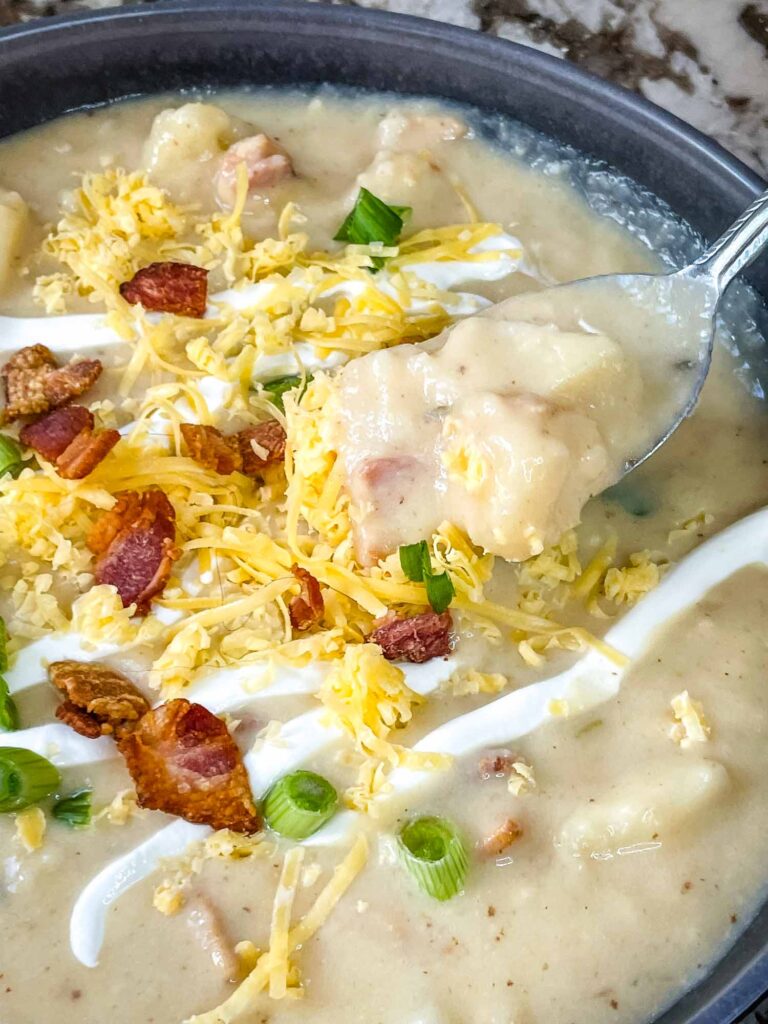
[87, 489, 180, 615]
[370, 610, 452, 663]
[669, 690, 711, 748]
[181, 421, 286, 477]
[479, 818, 523, 857]
[0, 344, 102, 423]
[118, 699, 260, 833]
[20, 404, 119, 479]
[288, 565, 324, 632]
[49, 659, 150, 738]
[120, 262, 209, 318]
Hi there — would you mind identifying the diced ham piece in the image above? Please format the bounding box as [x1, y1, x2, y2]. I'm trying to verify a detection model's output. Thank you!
[49, 659, 150, 738]
[479, 819, 523, 857]
[215, 134, 294, 206]
[87, 489, 180, 615]
[1, 344, 102, 423]
[288, 565, 324, 631]
[370, 610, 452, 663]
[120, 262, 208, 318]
[20, 404, 119, 479]
[181, 421, 286, 477]
[117, 699, 261, 833]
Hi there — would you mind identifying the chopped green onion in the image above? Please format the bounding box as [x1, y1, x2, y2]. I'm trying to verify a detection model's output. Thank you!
[52, 788, 92, 828]
[0, 616, 8, 672]
[397, 816, 468, 901]
[262, 374, 312, 414]
[0, 747, 61, 813]
[0, 435, 23, 478]
[0, 676, 19, 732]
[398, 540, 455, 614]
[263, 770, 338, 840]
[399, 540, 431, 582]
[425, 572, 454, 615]
[334, 188, 411, 269]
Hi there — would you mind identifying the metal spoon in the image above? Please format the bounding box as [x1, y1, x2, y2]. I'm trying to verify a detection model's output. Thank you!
[483, 188, 768, 475]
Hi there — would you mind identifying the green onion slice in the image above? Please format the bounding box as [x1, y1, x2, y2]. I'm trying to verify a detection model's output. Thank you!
[398, 540, 455, 614]
[399, 540, 431, 582]
[52, 788, 92, 828]
[334, 188, 411, 268]
[0, 435, 23, 478]
[263, 770, 338, 840]
[425, 572, 454, 615]
[262, 374, 312, 414]
[0, 676, 19, 732]
[398, 816, 468, 901]
[0, 747, 61, 813]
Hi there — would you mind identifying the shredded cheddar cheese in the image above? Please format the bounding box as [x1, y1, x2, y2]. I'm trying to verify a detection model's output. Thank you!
[187, 834, 369, 1023]
[669, 690, 711, 748]
[14, 806, 46, 852]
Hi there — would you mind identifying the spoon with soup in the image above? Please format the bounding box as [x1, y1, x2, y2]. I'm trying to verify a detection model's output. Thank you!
[334, 189, 768, 565]
[486, 186, 768, 475]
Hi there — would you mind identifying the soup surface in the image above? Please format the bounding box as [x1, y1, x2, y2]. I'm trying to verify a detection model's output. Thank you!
[0, 89, 766, 1024]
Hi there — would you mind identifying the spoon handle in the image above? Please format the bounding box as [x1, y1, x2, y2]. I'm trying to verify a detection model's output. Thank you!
[689, 187, 768, 291]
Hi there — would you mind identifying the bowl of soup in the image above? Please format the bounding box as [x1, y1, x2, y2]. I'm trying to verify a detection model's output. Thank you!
[0, 3, 766, 1024]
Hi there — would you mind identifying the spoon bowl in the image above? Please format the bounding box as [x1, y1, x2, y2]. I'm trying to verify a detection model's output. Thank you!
[485, 188, 768, 478]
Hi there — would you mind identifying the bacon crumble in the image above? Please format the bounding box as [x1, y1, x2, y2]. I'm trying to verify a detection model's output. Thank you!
[49, 660, 150, 738]
[180, 420, 286, 477]
[479, 819, 523, 857]
[478, 751, 517, 781]
[0, 344, 102, 423]
[117, 699, 261, 833]
[370, 610, 453, 663]
[119, 262, 209, 318]
[87, 489, 180, 615]
[20, 404, 119, 479]
[288, 565, 324, 631]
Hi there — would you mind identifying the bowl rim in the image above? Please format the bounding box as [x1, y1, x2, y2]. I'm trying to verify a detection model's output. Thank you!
[0, 0, 765, 197]
[0, 3, 766, 1023]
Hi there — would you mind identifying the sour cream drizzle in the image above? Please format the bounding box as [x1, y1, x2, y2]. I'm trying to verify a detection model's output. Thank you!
[65, 506, 768, 966]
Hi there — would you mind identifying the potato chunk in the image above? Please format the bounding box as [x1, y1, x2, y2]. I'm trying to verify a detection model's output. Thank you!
[557, 758, 729, 859]
[0, 189, 29, 293]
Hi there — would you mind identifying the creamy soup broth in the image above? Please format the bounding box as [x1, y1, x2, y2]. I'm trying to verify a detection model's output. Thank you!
[0, 90, 766, 1024]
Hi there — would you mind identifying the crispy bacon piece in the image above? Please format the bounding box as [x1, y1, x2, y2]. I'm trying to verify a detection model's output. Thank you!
[87, 490, 180, 614]
[180, 421, 286, 477]
[119, 262, 208, 318]
[180, 423, 240, 475]
[117, 699, 261, 833]
[288, 565, 324, 631]
[237, 421, 286, 476]
[479, 819, 523, 858]
[0, 344, 103, 423]
[216, 134, 294, 206]
[370, 610, 452, 663]
[20, 404, 119, 479]
[49, 659, 150, 738]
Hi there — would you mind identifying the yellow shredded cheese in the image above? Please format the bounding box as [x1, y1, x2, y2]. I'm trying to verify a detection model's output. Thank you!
[14, 806, 46, 852]
[187, 834, 368, 1024]
[669, 690, 711, 748]
[267, 846, 305, 999]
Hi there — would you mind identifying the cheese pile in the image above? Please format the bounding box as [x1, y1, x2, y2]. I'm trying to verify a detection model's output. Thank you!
[2, 164, 678, 742]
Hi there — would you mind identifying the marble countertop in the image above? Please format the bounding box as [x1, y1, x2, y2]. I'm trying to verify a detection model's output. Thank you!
[1, 0, 766, 176]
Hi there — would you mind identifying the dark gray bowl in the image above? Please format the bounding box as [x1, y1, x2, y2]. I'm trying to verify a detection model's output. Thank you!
[0, 2, 766, 1022]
